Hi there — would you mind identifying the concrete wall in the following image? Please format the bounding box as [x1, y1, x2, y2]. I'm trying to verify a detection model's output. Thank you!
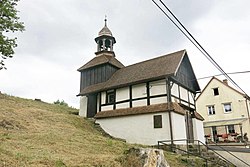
[172, 112, 187, 144]
[96, 112, 171, 145]
[192, 119, 205, 143]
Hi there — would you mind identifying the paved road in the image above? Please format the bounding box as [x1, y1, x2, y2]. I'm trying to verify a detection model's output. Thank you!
[208, 145, 250, 153]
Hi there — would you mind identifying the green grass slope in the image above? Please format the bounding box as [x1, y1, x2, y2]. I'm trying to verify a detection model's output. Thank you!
[0, 94, 130, 166]
[0, 93, 192, 167]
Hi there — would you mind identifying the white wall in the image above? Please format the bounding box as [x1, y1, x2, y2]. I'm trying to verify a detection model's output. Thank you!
[79, 96, 88, 117]
[132, 99, 147, 107]
[171, 83, 179, 97]
[101, 92, 106, 105]
[116, 102, 129, 109]
[116, 87, 129, 102]
[192, 119, 205, 143]
[150, 96, 167, 105]
[149, 80, 166, 96]
[96, 112, 171, 145]
[171, 112, 187, 144]
[101, 105, 113, 111]
[132, 83, 147, 99]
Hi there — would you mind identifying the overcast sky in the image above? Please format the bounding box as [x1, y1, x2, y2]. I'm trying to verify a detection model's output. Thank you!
[1, 0, 250, 108]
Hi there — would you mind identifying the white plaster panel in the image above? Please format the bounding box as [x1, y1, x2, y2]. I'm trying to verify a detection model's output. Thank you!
[101, 92, 106, 104]
[171, 83, 179, 97]
[149, 80, 166, 96]
[96, 112, 171, 145]
[171, 96, 180, 103]
[96, 94, 100, 113]
[116, 87, 129, 102]
[101, 105, 113, 111]
[132, 83, 147, 99]
[180, 86, 189, 102]
[132, 99, 147, 107]
[116, 102, 129, 109]
[180, 101, 189, 106]
[171, 112, 187, 144]
[189, 92, 195, 105]
[150, 96, 167, 105]
[192, 119, 205, 143]
[79, 96, 87, 117]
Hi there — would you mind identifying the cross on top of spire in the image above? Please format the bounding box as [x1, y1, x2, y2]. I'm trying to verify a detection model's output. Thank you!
[104, 15, 107, 26]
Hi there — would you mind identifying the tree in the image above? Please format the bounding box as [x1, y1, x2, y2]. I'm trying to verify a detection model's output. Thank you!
[0, 0, 24, 70]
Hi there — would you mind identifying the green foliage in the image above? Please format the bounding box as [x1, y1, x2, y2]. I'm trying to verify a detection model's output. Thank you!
[54, 99, 69, 107]
[0, 0, 25, 70]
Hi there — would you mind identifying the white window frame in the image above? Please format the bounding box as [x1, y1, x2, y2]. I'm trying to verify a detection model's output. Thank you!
[223, 103, 232, 113]
[207, 105, 215, 115]
[228, 125, 235, 134]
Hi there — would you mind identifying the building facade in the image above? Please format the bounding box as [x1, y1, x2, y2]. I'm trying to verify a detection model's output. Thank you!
[196, 77, 250, 143]
[77, 20, 205, 145]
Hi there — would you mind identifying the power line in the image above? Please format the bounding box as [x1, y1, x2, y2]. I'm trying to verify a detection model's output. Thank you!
[152, 0, 249, 98]
[197, 71, 250, 80]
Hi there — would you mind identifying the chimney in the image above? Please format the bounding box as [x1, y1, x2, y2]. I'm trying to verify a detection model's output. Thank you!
[223, 79, 228, 85]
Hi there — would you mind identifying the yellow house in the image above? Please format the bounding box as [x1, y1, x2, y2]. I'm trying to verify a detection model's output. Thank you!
[196, 77, 250, 143]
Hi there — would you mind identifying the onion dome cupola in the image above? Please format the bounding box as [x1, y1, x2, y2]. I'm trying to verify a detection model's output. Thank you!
[95, 17, 116, 54]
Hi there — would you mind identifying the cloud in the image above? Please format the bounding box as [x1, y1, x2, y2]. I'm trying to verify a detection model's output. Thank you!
[1, 0, 250, 108]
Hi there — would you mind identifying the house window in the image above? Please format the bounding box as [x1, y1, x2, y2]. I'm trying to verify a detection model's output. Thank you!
[153, 115, 162, 128]
[223, 103, 232, 113]
[207, 105, 215, 115]
[213, 88, 219, 96]
[228, 125, 235, 133]
[106, 90, 115, 104]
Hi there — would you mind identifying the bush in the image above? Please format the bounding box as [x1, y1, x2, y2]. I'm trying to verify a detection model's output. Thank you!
[54, 100, 68, 107]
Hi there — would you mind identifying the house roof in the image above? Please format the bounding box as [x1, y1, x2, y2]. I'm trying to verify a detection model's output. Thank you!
[95, 102, 204, 121]
[78, 50, 186, 95]
[77, 51, 124, 71]
[196, 76, 245, 101]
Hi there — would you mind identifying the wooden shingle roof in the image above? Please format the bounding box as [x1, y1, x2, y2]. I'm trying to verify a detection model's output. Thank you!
[77, 52, 124, 71]
[95, 102, 204, 121]
[78, 50, 186, 95]
[95, 102, 186, 119]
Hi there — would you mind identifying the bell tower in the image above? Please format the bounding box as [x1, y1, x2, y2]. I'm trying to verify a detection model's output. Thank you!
[78, 18, 124, 118]
[94, 17, 116, 55]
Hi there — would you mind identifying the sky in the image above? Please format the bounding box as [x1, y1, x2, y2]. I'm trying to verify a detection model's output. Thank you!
[1, 0, 250, 108]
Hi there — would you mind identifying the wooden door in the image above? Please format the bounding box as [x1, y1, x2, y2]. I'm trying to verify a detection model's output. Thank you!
[87, 94, 97, 118]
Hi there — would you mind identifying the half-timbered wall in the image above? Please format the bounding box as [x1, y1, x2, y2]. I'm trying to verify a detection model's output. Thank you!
[171, 83, 195, 109]
[97, 79, 195, 112]
[99, 80, 166, 111]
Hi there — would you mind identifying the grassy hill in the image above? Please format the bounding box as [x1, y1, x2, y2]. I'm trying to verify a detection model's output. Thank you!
[0, 93, 191, 167]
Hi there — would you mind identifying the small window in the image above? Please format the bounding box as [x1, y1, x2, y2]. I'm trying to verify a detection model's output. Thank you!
[224, 103, 232, 113]
[106, 90, 115, 104]
[207, 105, 215, 115]
[153, 115, 162, 128]
[228, 125, 235, 133]
[213, 88, 219, 96]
